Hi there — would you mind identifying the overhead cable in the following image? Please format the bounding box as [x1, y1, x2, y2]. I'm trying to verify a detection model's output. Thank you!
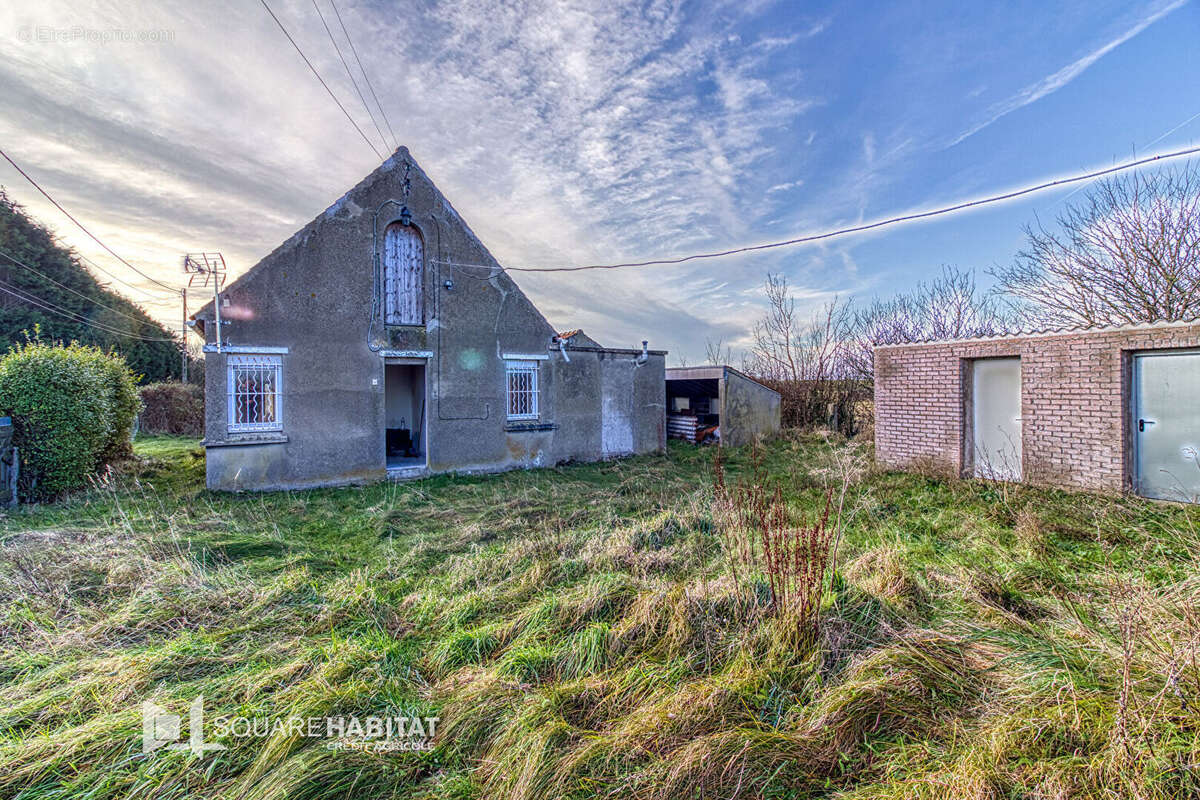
[439, 145, 1200, 274]
[0, 147, 183, 293]
[259, 0, 384, 160]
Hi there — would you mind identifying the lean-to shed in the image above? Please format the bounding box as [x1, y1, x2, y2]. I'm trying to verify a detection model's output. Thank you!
[665, 366, 781, 447]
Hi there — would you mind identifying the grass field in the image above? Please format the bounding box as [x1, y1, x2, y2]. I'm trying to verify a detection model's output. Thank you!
[1, 433, 1199, 798]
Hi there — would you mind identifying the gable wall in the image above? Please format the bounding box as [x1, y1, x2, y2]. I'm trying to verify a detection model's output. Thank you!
[199, 149, 664, 489]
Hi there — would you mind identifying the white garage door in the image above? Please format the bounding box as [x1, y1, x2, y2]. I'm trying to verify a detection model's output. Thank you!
[1134, 351, 1200, 502]
[972, 358, 1022, 481]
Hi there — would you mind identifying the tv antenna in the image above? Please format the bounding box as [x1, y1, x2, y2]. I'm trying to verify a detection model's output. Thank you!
[183, 252, 228, 357]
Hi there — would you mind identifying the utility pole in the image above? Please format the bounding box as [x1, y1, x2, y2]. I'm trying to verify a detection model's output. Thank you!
[181, 286, 189, 383]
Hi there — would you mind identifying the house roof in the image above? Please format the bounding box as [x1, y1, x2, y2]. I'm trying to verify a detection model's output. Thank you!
[555, 328, 602, 348]
[872, 318, 1200, 350]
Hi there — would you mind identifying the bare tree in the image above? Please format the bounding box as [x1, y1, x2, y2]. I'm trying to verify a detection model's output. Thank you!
[991, 164, 1200, 327]
[846, 266, 1010, 379]
[744, 274, 853, 382]
[704, 337, 733, 366]
[740, 269, 1008, 430]
[743, 274, 862, 432]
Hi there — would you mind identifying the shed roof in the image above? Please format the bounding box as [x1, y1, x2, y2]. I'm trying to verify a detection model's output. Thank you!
[665, 365, 779, 395]
[666, 366, 725, 381]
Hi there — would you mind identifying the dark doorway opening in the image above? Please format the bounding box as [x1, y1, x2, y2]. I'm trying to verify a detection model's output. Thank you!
[385, 362, 426, 469]
[665, 374, 721, 444]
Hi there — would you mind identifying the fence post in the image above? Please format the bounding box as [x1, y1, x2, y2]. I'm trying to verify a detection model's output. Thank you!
[7, 447, 15, 508]
[0, 417, 13, 508]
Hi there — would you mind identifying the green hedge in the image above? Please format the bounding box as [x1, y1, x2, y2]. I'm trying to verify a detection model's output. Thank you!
[139, 382, 204, 436]
[0, 341, 142, 501]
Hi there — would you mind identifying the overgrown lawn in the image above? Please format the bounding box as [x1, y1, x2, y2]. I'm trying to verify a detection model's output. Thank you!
[1, 434, 1198, 798]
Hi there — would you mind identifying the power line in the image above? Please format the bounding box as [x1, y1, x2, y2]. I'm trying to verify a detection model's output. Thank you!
[75, 251, 173, 299]
[330, 0, 397, 150]
[258, 0, 384, 161]
[0, 147, 182, 294]
[0, 278, 173, 341]
[0, 278, 177, 342]
[0, 281, 168, 341]
[311, 0, 389, 154]
[0, 246, 155, 326]
[439, 144, 1200, 275]
[1051, 109, 1200, 208]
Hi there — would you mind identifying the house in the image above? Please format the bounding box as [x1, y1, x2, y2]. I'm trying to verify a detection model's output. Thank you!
[192, 147, 666, 491]
[665, 366, 781, 446]
[873, 320, 1200, 502]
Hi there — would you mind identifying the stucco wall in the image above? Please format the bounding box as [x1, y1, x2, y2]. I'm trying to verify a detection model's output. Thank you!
[873, 322, 1200, 492]
[720, 368, 782, 447]
[665, 367, 780, 448]
[198, 148, 665, 490]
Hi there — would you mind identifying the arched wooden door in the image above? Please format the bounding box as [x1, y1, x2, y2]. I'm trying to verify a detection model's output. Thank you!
[384, 223, 423, 326]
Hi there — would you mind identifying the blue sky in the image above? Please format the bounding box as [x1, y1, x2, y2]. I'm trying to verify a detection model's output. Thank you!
[1, 0, 1197, 363]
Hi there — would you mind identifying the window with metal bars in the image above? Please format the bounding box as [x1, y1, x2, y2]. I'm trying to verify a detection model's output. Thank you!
[227, 354, 283, 432]
[506, 360, 539, 420]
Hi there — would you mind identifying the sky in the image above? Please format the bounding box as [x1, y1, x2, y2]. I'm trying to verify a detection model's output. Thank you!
[1, 0, 1198, 364]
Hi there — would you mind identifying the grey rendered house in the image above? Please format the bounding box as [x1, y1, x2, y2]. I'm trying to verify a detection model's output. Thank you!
[192, 147, 666, 491]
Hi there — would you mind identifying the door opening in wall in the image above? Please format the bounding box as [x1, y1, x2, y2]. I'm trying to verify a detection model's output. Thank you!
[665, 375, 721, 444]
[385, 361, 427, 470]
[970, 357, 1022, 481]
[1133, 350, 1200, 502]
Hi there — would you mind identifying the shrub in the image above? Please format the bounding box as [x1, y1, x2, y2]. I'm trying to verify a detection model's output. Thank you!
[138, 382, 204, 436]
[0, 341, 141, 501]
[713, 446, 837, 646]
[752, 377, 870, 435]
[95, 350, 142, 463]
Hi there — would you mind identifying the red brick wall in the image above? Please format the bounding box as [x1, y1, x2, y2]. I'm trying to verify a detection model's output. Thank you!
[873, 322, 1200, 492]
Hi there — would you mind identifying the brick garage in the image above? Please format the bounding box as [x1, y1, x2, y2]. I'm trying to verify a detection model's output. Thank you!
[873, 321, 1200, 496]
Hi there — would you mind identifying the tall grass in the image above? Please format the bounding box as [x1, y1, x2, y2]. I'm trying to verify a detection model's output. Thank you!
[0, 433, 1198, 798]
[714, 444, 835, 643]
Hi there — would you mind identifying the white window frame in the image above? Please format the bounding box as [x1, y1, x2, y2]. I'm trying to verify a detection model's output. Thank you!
[505, 360, 540, 421]
[227, 354, 284, 433]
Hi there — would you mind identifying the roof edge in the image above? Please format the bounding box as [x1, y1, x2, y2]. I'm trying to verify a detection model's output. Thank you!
[665, 365, 781, 396]
[565, 345, 668, 356]
[873, 318, 1200, 350]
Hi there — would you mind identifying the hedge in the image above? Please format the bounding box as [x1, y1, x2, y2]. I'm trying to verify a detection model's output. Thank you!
[97, 350, 142, 463]
[138, 382, 204, 436]
[0, 341, 142, 501]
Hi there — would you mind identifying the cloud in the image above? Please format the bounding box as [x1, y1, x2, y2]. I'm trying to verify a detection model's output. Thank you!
[861, 133, 876, 165]
[2, 0, 1180, 365]
[948, 0, 1188, 147]
[766, 180, 802, 194]
[0, 0, 830, 359]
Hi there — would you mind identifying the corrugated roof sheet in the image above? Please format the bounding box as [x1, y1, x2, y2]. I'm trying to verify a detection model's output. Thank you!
[873, 318, 1200, 349]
